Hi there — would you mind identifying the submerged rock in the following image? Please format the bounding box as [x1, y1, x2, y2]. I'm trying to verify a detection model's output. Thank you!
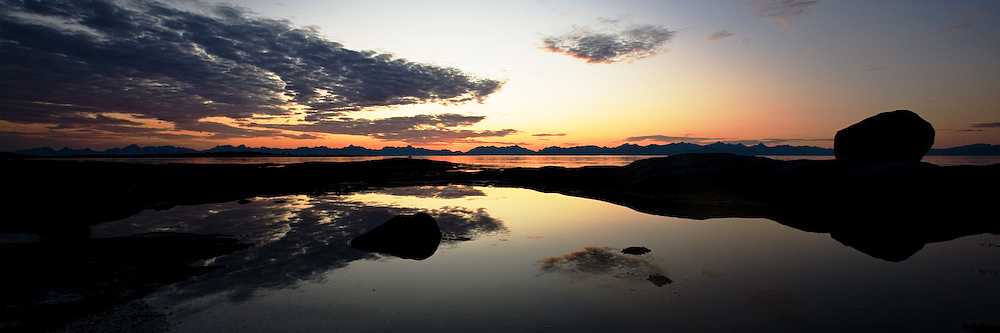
[834, 110, 935, 163]
[622, 246, 651, 255]
[350, 213, 442, 260]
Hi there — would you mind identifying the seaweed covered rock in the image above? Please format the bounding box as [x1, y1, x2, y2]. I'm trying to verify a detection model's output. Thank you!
[834, 110, 935, 163]
[350, 212, 442, 260]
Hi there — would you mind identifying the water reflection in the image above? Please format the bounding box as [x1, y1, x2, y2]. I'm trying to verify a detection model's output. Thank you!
[537, 246, 668, 287]
[82, 185, 999, 332]
[742, 282, 802, 322]
[93, 186, 508, 303]
[376, 185, 486, 199]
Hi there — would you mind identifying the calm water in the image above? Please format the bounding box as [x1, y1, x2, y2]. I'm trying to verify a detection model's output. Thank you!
[91, 185, 1000, 332]
[39, 155, 1000, 167]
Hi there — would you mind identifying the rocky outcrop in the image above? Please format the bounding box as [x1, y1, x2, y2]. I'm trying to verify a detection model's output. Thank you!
[350, 213, 442, 260]
[834, 110, 935, 162]
[481, 153, 1000, 261]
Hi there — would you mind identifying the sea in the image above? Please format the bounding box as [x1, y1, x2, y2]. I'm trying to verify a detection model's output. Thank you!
[35, 154, 1000, 167]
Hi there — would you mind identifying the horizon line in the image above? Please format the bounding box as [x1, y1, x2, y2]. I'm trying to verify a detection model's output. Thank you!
[7, 142, 999, 157]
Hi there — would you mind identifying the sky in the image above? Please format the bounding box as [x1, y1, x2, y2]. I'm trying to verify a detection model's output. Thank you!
[1, 0, 998, 151]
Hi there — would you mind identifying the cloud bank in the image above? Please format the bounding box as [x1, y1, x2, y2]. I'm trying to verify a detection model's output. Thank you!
[258, 114, 518, 145]
[750, 0, 818, 25]
[0, 0, 508, 146]
[625, 135, 724, 143]
[625, 134, 831, 146]
[540, 19, 676, 64]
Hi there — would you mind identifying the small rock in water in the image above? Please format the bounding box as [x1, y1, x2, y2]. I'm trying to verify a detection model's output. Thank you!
[648, 274, 673, 287]
[622, 246, 651, 255]
[237, 199, 252, 204]
[350, 212, 442, 260]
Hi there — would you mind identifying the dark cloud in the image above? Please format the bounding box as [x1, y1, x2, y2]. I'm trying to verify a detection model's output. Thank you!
[750, 0, 818, 25]
[256, 113, 518, 144]
[540, 19, 676, 64]
[703, 30, 736, 42]
[0, 0, 505, 144]
[531, 133, 567, 137]
[971, 123, 1000, 128]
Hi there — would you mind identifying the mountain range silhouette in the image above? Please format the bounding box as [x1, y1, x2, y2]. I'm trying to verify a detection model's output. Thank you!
[10, 142, 1000, 157]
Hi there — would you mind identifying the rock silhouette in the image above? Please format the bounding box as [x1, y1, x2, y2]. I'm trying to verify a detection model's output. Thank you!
[622, 246, 651, 255]
[350, 212, 442, 260]
[0, 232, 249, 332]
[834, 110, 935, 162]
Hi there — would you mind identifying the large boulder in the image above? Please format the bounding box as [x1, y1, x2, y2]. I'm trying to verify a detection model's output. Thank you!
[834, 110, 935, 163]
[350, 212, 441, 260]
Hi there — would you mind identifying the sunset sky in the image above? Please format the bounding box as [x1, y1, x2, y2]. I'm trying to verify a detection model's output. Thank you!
[1, 0, 997, 151]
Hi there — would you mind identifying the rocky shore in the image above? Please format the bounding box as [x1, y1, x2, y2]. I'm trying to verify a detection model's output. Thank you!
[2, 110, 998, 331]
[4, 152, 997, 259]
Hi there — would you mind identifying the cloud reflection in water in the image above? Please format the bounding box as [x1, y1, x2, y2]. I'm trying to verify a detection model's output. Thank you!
[92, 185, 507, 303]
[536, 246, 666, 286]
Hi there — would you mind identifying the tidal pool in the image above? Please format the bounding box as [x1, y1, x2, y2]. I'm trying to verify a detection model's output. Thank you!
[92, 185, 1000, 332]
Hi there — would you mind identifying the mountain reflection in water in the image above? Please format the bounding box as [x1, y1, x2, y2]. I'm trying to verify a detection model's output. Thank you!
[84, 185, 998, 332]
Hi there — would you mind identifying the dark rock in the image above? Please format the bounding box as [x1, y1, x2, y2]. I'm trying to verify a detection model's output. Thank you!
[350, 213, 442, 260]
[237, 199, 252, 204]
[622, 246, 651, 255]
[963, 323, 1000, 333]
[0, 232, 250, 332]
[834, 110, 935, 162]
[647, 274, 673, 287]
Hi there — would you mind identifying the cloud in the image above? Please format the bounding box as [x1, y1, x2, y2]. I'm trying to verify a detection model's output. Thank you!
[0, 0, 505, 145]
[956, 7, 984, 18]
[949, 23, 973, 30]
[531, 133, 567, 137]
[750, 0, 818, 25]
[703, 30, 737, 42]
[624, 135, 724, 143]
[540, 19, 676, 64]
[625, 135, 832, 146]
[971, 123, 1000, 128]
[256, 113, 518, 144]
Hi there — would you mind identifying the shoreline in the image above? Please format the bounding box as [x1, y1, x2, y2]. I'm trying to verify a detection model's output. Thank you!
[2, 154, 998, 331]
